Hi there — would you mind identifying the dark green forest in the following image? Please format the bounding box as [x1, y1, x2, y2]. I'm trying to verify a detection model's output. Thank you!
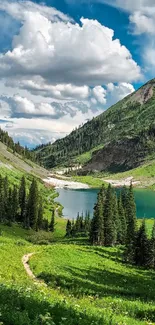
[0, 175, 54, 232]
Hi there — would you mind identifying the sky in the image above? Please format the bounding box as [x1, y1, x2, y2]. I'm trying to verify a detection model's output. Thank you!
[0, 0, 154, 148]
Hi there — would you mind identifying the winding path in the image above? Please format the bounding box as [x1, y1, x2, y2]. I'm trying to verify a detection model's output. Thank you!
[22, 253, 47, 287]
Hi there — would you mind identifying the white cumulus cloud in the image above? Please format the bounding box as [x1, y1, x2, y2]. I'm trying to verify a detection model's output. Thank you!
[0, 0, 141, 146]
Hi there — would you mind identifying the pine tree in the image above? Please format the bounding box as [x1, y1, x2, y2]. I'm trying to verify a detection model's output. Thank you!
[71, 219, 76, 236]
[27, 179, 39, 230]
[121, 186, 128, 211]
[12, 185, 18, 222]
[126, 183, 137, 244]
[66, 219, 72, 237]
[6, 188, 12, 226]
[79, 214, 84, 232]
[85, 211, 91, 233]
[134, 219, 148, 267]
[19, 176, 26, 223]
[104, 184, 115, 246]
[49, 209, 55, 232]
[117, 195, 127, 244]
[90, 189, 104, 245]
[37, 200, 44, 230]
[112, 191, 119, 245]
[75, 213, 81, 233]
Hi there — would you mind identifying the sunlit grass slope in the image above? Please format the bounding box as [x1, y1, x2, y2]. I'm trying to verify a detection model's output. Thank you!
[0, 222, 155, 325]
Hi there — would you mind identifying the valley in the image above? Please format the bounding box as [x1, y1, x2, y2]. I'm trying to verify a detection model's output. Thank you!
[1, 79, 155, 325]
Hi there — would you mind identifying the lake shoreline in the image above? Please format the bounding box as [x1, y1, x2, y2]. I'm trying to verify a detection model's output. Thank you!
[43, 175, 90, 189]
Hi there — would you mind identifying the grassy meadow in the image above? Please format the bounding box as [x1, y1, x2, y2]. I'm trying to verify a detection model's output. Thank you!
[0, 219, 155, 325]
[1, 153, 155, 324]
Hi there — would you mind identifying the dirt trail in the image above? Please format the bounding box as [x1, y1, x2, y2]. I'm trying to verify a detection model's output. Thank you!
[22, 253, 47, 286]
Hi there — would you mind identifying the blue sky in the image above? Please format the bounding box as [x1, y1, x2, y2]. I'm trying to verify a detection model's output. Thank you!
[0, 0, 154, 147]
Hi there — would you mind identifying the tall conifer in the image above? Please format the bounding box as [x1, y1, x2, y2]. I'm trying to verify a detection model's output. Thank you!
[118, 195, 127, 244]
[90, 190, 104, 245]
[19, 176, 26, 223]
[104, 184, 115, 246]
[27, 179, 39, 230]
[126, 183, 137, 244]
[66, 219, 72, 237]
[134, 219, 148, 266]
[49, 209, 55, 232]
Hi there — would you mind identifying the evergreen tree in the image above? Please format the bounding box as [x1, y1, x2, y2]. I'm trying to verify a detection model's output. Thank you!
[104, 184, 115, 246]
[37, 200, 44, 230]
[117, 195, 127, 244]
[71, 219, 76, 236]
[27, 179, 39, 230]
[12, 185, 18, 222]
[49, 209, 55, 232]
[19, 176, 26, 223]
[66, 219, 72, 237]
[126, 183, 137, 244]
[134, 220, 148, 267]
[112, 191, 119, 245]
[84, 211, 91, 233]
[6, 188, 12, 225]
[79, 214, 84, 232]
[90, 189, 104, 245]
[121, 186, 128, 211]
[75, 213, 81, 232]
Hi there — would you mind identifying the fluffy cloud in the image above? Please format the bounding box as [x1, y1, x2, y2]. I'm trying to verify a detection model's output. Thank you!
[0, 105, 103, 147]
[96, 0, 155, 72]
[6, 78, 90, 100]
[92, 86, 107, 104]
[1, 95, 94, 119]
[0, 0, 71, 23]
[129, 12, 155, 35]
[0, 0, 140, 146]
[0, 8, 140, 86]
[96, 0, 155, 12]
[106, 82, 135, 107]
[0, 80, 135, 147]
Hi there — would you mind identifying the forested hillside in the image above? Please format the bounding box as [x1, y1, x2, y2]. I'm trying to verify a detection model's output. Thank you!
[0, 128, 36, 162]
[35, 79, 155, 171]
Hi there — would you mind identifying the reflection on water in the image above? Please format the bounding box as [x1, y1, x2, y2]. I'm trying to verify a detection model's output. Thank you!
[55, 188, 155, 220]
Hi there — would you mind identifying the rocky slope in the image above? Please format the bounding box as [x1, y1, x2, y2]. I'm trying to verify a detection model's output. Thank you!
[82, 130, 155, 173]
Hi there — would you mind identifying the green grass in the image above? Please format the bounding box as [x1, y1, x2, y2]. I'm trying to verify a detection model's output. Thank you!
[74, 145, 104, 165]
[30, 243, 155, 325]
[72, 175, 105, 188]
[1, 219, 155, 325]
[70, 159, 155, 189]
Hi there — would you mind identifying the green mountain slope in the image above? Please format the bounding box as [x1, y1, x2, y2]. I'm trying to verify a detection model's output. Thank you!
[0, 141, 49, 179]
[35, 79, 155, 171]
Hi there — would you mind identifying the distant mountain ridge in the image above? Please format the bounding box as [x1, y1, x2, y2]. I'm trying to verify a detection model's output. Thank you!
[35, 79, 155, 172]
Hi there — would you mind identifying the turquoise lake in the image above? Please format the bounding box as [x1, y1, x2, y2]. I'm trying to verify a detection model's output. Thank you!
[56, 188, 155, 219]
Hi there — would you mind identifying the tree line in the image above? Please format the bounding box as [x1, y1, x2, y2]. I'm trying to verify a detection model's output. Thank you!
[66, 183, 155, 269]
[0, 128, 36, 162]
[66, 211, 91, 237]
[0, 175, 55, 232]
